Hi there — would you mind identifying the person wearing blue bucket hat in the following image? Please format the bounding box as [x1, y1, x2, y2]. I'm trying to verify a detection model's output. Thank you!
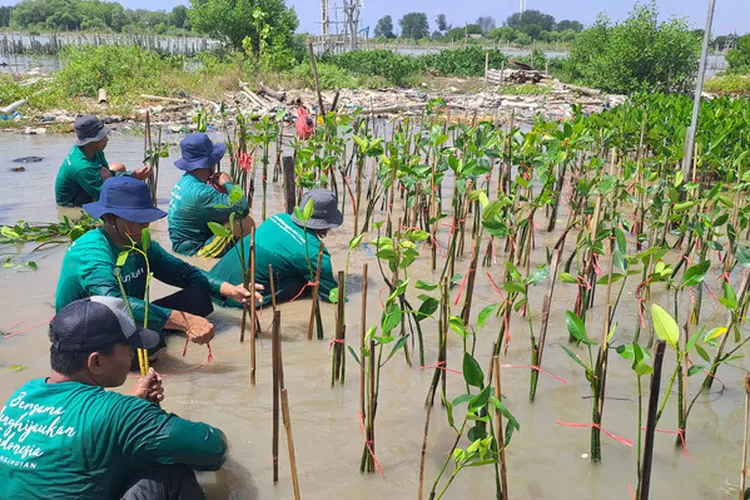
[56, 177, 264, 363]
[55, 114, 151, 207]
[168, 132, 254, 258]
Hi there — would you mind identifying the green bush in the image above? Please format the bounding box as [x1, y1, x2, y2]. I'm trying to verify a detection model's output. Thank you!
[56, 44, 179, 98]
[322, 50, 418, 86]
[287, 62, 361, 89]
[727, 34, 750, 74]
[420, 46, 506, 77]
[704, 75, 750, 95]
[562, 4, 700, 94]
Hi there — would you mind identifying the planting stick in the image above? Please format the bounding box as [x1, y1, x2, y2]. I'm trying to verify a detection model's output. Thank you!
[360, 264, 368, 419]
[741, 373, 750, 500]
[639, 341, 666, 500]
[332, 270, 346, 385]
[418, 398, 433, 500]
[249, 227, 257, 384]
[281, 388, 301, 500]
[493, 356, 509, 500]
[269, 264, 278, 311]
[239, 227, 252, 343]
[307, 242, 325, 340]
[283, 156, 296, 214]
[272, 309, 281, 483]
[307, 42, 325, 116]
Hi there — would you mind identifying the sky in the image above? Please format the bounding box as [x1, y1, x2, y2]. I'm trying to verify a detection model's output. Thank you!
[0, 0, 747, 36]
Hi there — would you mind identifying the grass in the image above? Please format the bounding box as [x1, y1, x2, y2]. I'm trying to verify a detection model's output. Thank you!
[498, 84, 553, 95]
[704, 74, 750, 96]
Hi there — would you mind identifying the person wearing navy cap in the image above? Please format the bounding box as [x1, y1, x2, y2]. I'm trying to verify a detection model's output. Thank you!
[0, 296, 227, 499]
[55, 176, 263, 363]
[168, 132, 254, 258]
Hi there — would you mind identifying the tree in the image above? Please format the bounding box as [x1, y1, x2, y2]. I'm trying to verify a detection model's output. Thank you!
[0, 6, 11, 27]
[374, 15, 395, 38]
[399, 12, 429, 40]
[727, 34, 750, 74]
[475, 16, 495, 36]
[170, 5, 189, 29]
[189, 0, 298, 51]
[564, 5, 701, 94]
[435, 13, 449, 33]
[505, 9, 556, 33]
[556, 20, 583, 32]
[444, 24, 482, 42]
[489, 26, 515, 42]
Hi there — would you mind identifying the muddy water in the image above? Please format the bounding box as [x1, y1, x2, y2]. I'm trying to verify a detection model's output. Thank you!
[0, 131, 747, 499]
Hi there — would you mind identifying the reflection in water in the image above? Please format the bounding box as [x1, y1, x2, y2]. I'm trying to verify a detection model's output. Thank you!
[0, 132, 745, 499]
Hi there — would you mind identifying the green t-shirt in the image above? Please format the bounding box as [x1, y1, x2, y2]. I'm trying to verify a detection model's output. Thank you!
[55, 228, 225, 331]
[0, 378, 227, 499]
[55, 145, 112, 207]
[209, 213, 338, 307]
[168, 174, 249, 256]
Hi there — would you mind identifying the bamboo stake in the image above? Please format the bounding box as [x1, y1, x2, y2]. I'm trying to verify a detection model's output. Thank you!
[639, 341, 666, 500]
[307, 42, 326, 117]
[332, 270, 346, 385]
[281, 388, 301, 500]
[272, 309, 281, 483]
[493, 356, 509, 500]
[269, 264, 278, 311]
[360, 264, 368, 419]
[741, 373, 750, 500]
[308, 242, 325, 340]
[249, 227, 257, 385]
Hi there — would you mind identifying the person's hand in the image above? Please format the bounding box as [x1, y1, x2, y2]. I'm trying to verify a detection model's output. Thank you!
[216, 172, 232, 188]
[184, 315, 216, 345]
[221, 283, 264, 306]
[130, 368, 164, 403]
[133, 165, 151, 181]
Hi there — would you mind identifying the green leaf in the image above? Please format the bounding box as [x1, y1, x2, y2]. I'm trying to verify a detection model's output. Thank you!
[467, 425, 487, 442]
[559, 272, 578, 284]
[116, 250, 130, 267]
[503, 281, 526, 295]
[561, 345, 588, 370]
[685, 330, 702, 353]
[228, 185, 243, 205]
[347, 345, 361, 366]
[651, 304, 679, 348]
[469, 385, 492, 411]
[463, 352, 484, 388]
[687, 364, 706, 377]
[682, 260, 711, 287]
[615, 228, 626, 254]
[452, 394, 474, 406]
[478, 304, 498, 330]
[207, 221, 231, 239]
[7, 365, 26, 371]
[382, 307, 403, 334]
[415, 280, 439, 291]
[293, 206, 304, 224]
[565, 311, 597, 345]
[349, 234, 364, 250]
[449, 316, 469, 338]
[695, 344, 711, 363]
[442, 393, 456, 429]
[328, 287, 339, 304]
[722, 282, 737, 311]
[634, 363, 653, 377]
[704, 327, 728, 341]
[408, 230, 430, 242]
[25, 261, 38, 270]
[141, 228, 151, 252]
[597, 273, 624, 285]
[674, 201, 697, 212]
[383, 335, 409, 364]
[303, 198, 315, 222]
[388, 279, 409, 302]
[417, 297, 439, 321]
[527, 265, 550, 285]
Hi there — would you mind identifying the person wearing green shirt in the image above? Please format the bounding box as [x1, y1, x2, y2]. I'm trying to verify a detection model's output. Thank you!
[0, 296, 227, 499]
[209, 189, 343, 307]
[55, 176, 263, 359]
[55, 115, 150, 207]
[168, 132, 254, 258]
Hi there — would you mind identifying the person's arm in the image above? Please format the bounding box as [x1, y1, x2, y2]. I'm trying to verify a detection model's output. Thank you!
[148, 241, 224, 298]
[114, 394, 227, 471]
[80, 248, 172, 331]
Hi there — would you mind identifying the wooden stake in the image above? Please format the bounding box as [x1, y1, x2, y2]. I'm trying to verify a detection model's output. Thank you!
[307, 42, 326, 116]
[360, 264, 368, 419]
[307, 242, 325, 340]
[639, 341, 666, 500]
[249, 227, 257, 385]
[493, 356, 509, 500]
[272, 309, 281, 483]
[269, 264, 278, 311]
[281, 388, 301, 500]
[741, 373, 750, 500]
[283, 156, 296, 215]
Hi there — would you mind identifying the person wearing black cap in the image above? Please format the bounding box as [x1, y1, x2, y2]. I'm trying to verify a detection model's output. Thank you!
[168, 132, 254, 258]
[0, 296, 227, 499]
[209, 189, 343, 306]
[55, 176, 263, 356]
[55, 114, 150, 207]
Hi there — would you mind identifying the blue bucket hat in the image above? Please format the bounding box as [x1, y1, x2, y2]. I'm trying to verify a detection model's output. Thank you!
[174, 132, 226, 172]
[83, 177, 166, 224]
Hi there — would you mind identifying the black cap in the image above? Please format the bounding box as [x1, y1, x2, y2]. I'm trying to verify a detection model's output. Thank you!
[50, 297, 161, 353]
[75, 115, 111, 147]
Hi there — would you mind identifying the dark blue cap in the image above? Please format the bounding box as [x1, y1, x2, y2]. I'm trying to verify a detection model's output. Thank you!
[175, 132, 226, 172]
[83, 177, 166, 223]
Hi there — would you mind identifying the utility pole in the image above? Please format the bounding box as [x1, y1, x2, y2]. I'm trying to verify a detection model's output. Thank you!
[681, 0, 716, 182]
[520, 0, 527, 14]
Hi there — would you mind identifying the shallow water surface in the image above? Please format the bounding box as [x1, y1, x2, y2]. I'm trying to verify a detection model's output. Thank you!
[0, 131, 747, 499]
